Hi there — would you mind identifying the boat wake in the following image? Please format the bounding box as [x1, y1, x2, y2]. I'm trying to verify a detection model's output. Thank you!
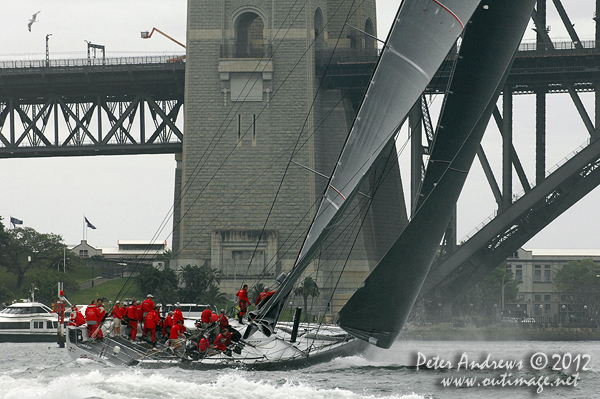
[0, 367, 427, 399]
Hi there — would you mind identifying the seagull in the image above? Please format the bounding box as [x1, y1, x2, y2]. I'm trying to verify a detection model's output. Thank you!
[28, 11, 41, 32]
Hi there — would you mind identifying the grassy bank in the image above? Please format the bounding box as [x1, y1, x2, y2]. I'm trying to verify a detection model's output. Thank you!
[67, 278, 144, 305]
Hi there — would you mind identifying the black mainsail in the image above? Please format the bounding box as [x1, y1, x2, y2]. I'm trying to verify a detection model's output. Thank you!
[338, 0, 538, 348]
[249, 0, 482, 337]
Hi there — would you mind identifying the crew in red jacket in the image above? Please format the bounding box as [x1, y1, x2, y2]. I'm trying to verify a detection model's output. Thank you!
[255, 287, 276, 308]
[137, 301, 143, 325]
[173, 303, 184, 326]
[69, 305, 85, 326]
[200, 308, 212, 327]
[217, 309, 229, 332]
[85, 300, 103, 339]
[214, 327, 229, 351]
[169, 320, 184, 356]
[163, 311, 174, 338]
[127, 300, 139, 340]
[143, 307, 158, 346]
[96, 298, 106, 322]
[235, 284, 250, 322]
[111, 301, 124, 336]
[141, 294, 155, 319]
[198, 336, 214, 355]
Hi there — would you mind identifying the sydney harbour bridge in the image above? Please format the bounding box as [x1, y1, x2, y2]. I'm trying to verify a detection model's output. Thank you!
[1, 1, 600, 308]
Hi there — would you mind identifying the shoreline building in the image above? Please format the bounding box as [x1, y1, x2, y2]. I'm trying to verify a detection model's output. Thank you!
[172, 0, 408, 312]
[505, 248, 600, 322]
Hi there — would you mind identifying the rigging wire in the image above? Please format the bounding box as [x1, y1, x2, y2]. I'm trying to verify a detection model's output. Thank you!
[105, 0, 373, 306]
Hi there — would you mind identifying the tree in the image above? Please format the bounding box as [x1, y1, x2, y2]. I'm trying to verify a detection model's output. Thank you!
[554, 259, 600, 318]
[0, 227, 66, 289]
[137, 265, 178, 305]
[250, 283, 265, 304]
[200, 284, 228, 308]
[178, 264, 223, 304]
[26, 269, 78, 304]
[455, 264, 518, 318]
[294, 276, 320, 322]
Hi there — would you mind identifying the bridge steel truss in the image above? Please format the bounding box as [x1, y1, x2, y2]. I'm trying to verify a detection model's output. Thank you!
[418, 0, 600, 303]
[0, 57, 185, 158]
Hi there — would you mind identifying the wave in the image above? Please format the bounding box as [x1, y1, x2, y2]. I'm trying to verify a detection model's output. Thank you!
[0, 368, 426, 399]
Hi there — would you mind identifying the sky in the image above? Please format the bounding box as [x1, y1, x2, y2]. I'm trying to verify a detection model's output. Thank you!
[0, 1, 599, 251]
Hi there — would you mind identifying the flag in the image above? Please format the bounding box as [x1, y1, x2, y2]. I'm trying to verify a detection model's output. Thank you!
[10, 216, 23, 228]
[84, 217, 97, 230]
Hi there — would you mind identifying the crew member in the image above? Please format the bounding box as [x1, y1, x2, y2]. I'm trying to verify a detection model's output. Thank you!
[169, 320, 185, 356]
[143, 306, 158, 346]
[217, 309, 229, 332]
[255, 286, 276, 308]
[200, 307, 212, 329]
[141, 294, 155, 319]
[163, 311, 174, 338]
[127, 300, 139, 340]
[173, 303, 184, 326]
[198, 335, 215, 356]
[69, 305, 85, 326]
[235, 284, 250, 322]
[214, 326, 229, 352]
[111, 301, 124, 336]
[137, 300, 143, 326]
[85, 300, 103, 339]
[96, 298, 106, 322]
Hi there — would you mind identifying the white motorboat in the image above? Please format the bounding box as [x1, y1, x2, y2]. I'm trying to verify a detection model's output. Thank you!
[0, 300, 59, 343]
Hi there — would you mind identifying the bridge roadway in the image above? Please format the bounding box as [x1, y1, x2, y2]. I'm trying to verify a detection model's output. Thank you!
[0, 55, 185, 158]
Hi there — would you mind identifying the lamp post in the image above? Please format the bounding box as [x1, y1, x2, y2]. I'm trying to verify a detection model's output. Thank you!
[501, 273, 512, 313]
[45, 34, 52, 67]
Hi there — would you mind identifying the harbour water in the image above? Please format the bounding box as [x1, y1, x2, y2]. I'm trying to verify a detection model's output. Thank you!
[1, 339, 598, 398]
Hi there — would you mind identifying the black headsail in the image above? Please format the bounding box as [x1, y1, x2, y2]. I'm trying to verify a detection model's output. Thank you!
[338, 0, 538, 348]
[247, 0, 482, 338]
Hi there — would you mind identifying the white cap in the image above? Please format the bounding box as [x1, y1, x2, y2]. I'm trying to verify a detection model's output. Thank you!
[147, 294, 153, 298]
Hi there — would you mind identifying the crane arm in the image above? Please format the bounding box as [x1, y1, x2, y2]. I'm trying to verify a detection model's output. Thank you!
[141, 28, 186, 49]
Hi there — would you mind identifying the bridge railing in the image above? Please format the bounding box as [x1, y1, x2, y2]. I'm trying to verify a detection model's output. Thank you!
[518, 39, 599, 53]
[0, 55, 186, 69]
